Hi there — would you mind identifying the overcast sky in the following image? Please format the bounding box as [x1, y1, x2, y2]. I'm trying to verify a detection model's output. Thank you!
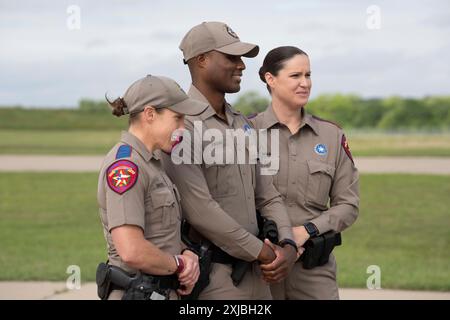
[1, 0, 449, 108]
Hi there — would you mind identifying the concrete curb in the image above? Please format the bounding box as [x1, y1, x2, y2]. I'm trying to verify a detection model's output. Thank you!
[1, 155, 450, 174]
[0, 282, 449, 300]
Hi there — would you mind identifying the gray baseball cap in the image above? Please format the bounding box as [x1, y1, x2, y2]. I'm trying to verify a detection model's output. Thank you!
[122, 75, 207, 116]
[179, 21, 259, 63]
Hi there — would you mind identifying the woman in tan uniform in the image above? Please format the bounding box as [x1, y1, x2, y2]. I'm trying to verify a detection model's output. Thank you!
[97, 75, 206, 299]
[250, 47, 359, 299]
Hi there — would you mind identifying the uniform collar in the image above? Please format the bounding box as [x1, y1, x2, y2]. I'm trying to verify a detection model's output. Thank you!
[120, 131, 159, 162]
[260, 104, 319, 136]
[188, 84, 240, 122]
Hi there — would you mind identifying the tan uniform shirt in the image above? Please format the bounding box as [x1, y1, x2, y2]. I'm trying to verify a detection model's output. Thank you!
[250, 105, 359, 234]
[97, 131, 182, 273]
[161, 85, 293, 262]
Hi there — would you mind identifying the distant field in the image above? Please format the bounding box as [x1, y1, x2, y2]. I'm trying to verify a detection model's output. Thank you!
[0, 173, 449, 290]
[348, 131, 450, 157]
[0, 108, 127, 131]
[0, 130, 120, 155]
[1, 129, 450, 156]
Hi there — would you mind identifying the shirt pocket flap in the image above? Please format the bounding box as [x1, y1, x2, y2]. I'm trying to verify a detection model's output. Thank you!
[307, 160, 335, 177]
[151, 188, 175, 209]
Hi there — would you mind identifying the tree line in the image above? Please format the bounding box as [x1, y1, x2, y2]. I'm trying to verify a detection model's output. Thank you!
[233, 92, 450, 131]
[1, 93, 449, 131]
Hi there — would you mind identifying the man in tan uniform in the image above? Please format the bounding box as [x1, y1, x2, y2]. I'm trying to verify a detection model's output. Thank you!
[161, 22, 298, 300]
[250, 105, 359, 299]
[97, 75, 204, 299]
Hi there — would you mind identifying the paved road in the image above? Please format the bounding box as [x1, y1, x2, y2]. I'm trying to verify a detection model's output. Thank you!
[0, 282, 448, 300]
[1, 155, 450, 174]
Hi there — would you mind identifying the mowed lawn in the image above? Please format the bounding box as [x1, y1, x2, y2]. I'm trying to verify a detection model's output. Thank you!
[0, 130, 120, 155]
[0, 173, 449, 290]
[348, 131, 450, 157]
[2, 129, 450, 156]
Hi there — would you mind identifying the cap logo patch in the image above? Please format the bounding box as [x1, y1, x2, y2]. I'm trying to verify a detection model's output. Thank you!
[226, 25, 239, 39]
[107, 160, 138, 194]
[314, 143, 328, 155]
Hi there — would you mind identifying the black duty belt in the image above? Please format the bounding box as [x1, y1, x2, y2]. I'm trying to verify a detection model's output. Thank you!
[210, 245, 238, 265]
[144, 274, 180, 290]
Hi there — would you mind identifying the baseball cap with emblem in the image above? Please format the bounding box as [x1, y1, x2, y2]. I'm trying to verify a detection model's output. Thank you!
[121, 75, 207, 116]
[179, 21, 259, 64]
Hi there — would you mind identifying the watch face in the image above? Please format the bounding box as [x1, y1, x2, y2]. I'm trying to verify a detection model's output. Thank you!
[305, 223, 316, 236]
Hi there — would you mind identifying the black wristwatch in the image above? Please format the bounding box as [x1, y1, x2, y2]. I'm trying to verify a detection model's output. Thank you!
[279, 239, 298, 252]
[303, 222, 319, 237]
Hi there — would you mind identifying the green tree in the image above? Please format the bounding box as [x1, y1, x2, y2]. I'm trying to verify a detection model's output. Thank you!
[78, 99, 109, 113]
[233, 91, 269, 116]
[307, 94, 361, 128]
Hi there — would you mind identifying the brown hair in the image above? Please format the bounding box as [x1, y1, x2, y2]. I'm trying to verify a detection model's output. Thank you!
[105, 95, 142, 125]
[259, 46, 308, 93]
[105, 94, 164, 126]
[105, 95, 128, 117]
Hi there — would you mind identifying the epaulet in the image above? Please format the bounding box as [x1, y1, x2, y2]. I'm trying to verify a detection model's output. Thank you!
[312, 115, 342, 129]
[246, 113, 258, 120]
[115, 144, 132, 159]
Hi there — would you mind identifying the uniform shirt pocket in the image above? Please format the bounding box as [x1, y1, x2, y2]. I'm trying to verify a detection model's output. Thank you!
[305, 160, 336, 209]
[203, 163, 237, 198]
[149, 187, 177, 230]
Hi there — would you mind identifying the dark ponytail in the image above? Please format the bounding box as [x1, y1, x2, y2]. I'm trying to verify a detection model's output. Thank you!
[105, 94, 128, 117]
[259, 46, 308, 93]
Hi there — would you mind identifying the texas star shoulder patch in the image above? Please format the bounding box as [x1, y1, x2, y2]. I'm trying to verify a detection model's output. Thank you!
[341, 135, 354, 164]
[106, 160, 138, 194]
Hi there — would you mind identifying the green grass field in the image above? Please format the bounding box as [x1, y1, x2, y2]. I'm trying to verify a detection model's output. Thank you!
[0, 130, 121, 155]
[334, 174, 450, 291]
[348, 131, 450, 157]
[2, 129, 450, 156]
[0, 173, 449, 290]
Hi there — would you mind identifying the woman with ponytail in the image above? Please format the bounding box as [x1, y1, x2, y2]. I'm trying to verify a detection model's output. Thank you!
[97, 75, 207, 300]
[250, 47, 360, 300]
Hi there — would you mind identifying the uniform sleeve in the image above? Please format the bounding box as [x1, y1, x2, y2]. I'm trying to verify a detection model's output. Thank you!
[310, 130, 360, 234]
[254, 163, 294, 242]
[162, 121, 263, 262]
[104, 161, 147, 232]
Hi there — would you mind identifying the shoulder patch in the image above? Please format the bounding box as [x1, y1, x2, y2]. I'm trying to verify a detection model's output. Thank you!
[312, 115, 342, 129]
[115, 145, 132, 159]
[106, 160, 138, 194]
[341, 135, 354, 164]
